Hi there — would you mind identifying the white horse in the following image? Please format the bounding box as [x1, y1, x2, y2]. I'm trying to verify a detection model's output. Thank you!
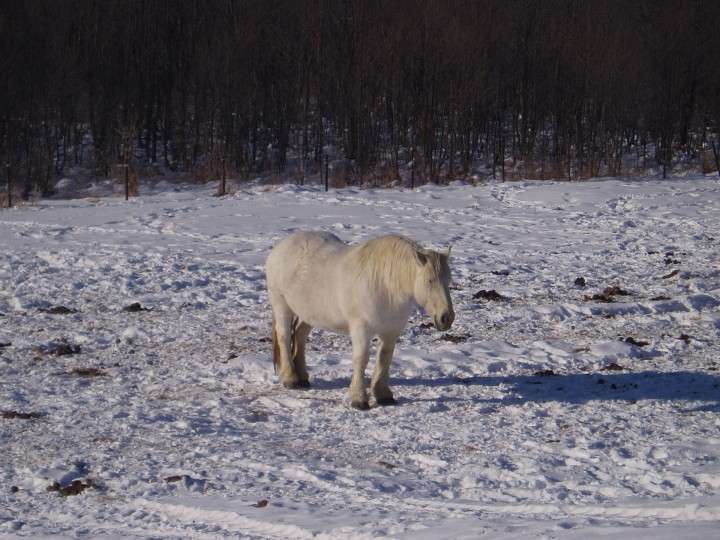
[266, 231, 454, 410]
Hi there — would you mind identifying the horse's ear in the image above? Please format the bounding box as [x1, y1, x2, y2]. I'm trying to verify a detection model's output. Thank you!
[445, 245, 452, 258]
[414, 249, 428, 266]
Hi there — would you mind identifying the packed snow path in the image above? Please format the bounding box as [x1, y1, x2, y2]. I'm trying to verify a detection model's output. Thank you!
[1, 177, 719, 539]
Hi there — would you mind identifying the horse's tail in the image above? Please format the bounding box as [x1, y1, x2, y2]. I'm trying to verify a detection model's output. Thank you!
[271, 315, 299, 374]
[271, 316, 280, 374]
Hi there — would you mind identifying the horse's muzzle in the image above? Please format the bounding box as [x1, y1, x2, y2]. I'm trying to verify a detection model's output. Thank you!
[435, 310, 455, 331]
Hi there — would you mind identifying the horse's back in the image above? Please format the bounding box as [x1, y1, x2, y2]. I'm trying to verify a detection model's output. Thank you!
[267, 231, 345, 279]
[266, 231, 350, 326]
[285, 230, 345, 253]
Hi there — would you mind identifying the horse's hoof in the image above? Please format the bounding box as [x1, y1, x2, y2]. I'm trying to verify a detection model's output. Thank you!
[376, 396, 397, 406]
[351, 400, 370, 411]
[284, 380, 310, 390]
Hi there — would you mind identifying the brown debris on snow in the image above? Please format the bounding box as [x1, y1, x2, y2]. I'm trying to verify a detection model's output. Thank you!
[533, 369, 557, 377]
[69, 367, 107, 377]
[438, 333, 469, 343]
[32, 339, 82, 357]
[601, 363, 626, 371]
[46, 479, 94, 496]
[624, 337, 649, 347]
[39, 306, 78, 315]
[585, 285, 631, 303]
[473, 289, 508, 302]
[603, 286, 630, 297]
[51, 342, 81, 356]
[122, 302, 151, 312]
[586, 292, 615, 303]
[2, 410, 43, 420]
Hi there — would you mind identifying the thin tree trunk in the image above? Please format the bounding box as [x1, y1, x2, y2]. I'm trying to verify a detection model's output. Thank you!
[712, 140, 720, 178]
[324, 153, 329, 192]
[219, 156, 226, 195]
[5, 163, 10, 208]
[411, 145, 416, 188]
[125, 164, 129, 201]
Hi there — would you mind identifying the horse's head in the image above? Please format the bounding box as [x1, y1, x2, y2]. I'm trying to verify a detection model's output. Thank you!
[413, 248, 455, 331]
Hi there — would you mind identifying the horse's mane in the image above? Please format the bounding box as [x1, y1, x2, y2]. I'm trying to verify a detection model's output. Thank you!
[352, 235, 441, 306]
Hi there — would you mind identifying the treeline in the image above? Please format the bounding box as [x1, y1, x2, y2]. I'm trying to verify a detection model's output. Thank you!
[2, 0, 720, 197]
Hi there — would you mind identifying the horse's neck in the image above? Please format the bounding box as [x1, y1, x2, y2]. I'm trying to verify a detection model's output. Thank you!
[348, 240, 418, 307]
[402, 260, 418, 296]
[386, 257, 417, 307]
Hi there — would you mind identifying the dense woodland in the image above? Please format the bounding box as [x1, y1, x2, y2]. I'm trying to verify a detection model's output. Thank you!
[2, 0, 720, 198]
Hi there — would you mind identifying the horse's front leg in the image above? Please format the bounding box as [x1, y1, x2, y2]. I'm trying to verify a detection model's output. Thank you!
[371, 333, 399, 406]
[349, 325, 371, 410]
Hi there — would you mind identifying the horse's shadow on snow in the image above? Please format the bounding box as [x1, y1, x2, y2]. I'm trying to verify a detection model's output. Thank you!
[313, 370, 720, 411]
[390, 370, 720, 411]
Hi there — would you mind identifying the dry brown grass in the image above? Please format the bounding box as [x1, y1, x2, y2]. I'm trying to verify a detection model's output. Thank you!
[702, 151, 718, 174]
[192, 162, 214, 184]
[263, 173, 286, 185]
[371, 162, 401, 187]
[110, 164, 139, 196]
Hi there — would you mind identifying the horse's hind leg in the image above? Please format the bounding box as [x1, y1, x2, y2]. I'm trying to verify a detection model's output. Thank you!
[270, 293, 302, 388]
[293, 322, 312, 388]
[349, 325, 371, 410]
[372, 333, 399, 406]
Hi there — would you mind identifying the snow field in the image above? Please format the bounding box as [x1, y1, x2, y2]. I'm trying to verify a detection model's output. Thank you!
[1, 177, 719, 538]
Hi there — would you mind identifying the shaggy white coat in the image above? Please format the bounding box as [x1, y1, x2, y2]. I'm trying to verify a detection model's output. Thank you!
[266, 231, 454, 409]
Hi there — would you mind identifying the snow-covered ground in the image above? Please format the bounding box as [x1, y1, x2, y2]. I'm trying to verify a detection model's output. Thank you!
[1, 176, 719, 539]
